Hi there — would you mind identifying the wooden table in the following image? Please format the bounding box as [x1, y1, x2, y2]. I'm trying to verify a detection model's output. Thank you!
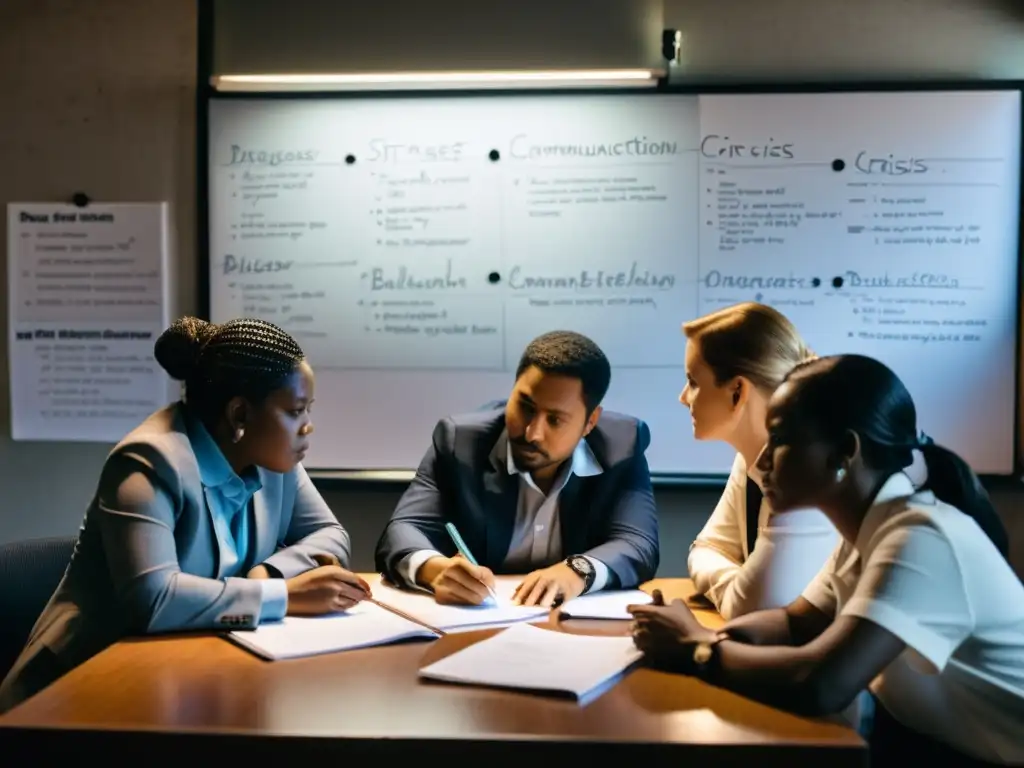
[0, 578, 865, 765]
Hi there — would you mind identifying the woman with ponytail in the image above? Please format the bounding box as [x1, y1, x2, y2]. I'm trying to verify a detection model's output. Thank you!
[630, 354, 1023, 765]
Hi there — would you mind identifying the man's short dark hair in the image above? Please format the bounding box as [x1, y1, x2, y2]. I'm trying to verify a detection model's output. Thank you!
[515, 330, 611, 415]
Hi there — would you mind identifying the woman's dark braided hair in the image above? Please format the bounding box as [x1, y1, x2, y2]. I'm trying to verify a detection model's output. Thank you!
[155, 317, 305, 428]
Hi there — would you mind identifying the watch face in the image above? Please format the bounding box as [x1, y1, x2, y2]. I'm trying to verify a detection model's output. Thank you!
[570, 556, 594, 575]
[694, 644, 713, 665]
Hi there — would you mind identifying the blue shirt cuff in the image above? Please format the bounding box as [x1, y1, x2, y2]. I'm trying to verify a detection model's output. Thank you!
[257, 578, 289, 623]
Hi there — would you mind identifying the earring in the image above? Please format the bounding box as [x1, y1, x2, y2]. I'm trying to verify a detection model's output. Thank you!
[232, 426, 244, 444]
[835, 466, 847, 483]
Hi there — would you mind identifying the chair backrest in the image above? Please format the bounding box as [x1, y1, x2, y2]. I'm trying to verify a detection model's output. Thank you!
[0, 536, 76, 680]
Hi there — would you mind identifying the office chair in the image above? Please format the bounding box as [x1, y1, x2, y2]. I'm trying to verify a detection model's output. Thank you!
[0, 536, 76, 680]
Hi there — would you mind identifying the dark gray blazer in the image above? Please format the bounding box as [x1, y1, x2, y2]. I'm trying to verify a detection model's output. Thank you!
[0, 403, 350, 712]
[375, 403, 659, 588]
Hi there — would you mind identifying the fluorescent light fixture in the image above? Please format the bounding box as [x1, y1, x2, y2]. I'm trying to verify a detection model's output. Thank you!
[211, 69, 665, 92]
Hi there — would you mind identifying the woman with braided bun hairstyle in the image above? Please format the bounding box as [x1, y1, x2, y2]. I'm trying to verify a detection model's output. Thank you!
[681, 302, 838, 619]
[0, 317, 366, 713]
[631, 355, 1023, 765]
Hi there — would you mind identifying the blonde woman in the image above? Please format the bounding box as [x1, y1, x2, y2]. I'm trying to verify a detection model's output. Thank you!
[681, 303, 838, 619]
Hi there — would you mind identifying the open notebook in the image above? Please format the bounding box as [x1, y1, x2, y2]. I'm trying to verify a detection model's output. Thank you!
[228, 579, 656, 660]
[228, 600, 439, 660]
[419, 623, 643, 705]
[370, 575, 550, 632]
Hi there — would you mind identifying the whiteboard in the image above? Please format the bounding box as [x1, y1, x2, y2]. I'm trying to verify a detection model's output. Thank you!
[207, 90, 1021, 476]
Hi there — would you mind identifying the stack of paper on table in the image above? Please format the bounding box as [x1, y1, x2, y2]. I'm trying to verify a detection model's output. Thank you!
[419, 623, 643, 704]
[558, 589, 653, 620]
[228, 600, 439, 660]
[369, 575, 550, 633]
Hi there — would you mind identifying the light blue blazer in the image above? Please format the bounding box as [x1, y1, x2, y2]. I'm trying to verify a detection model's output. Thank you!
[0, 402, 350, 712]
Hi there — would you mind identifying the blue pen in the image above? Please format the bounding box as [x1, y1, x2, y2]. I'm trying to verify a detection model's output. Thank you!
[444, 522, 499, 605]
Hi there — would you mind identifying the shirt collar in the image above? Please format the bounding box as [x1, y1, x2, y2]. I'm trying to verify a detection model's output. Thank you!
[489, 428, 604, 481]
[854, 471, 935, 554]
[185, 409, 261, 493]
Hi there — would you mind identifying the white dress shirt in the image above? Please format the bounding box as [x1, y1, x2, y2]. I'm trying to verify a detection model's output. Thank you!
[398, 432, 611, 592]
[688, 453, 838, 619]
[803, 472, 1024, 764]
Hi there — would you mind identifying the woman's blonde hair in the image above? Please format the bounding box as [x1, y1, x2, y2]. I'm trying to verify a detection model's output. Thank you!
[682, 302, 815, 394]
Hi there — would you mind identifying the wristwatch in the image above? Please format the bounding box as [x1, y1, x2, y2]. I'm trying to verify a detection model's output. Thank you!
[692, 632, 728, 679]
[564, 555, 596, 593]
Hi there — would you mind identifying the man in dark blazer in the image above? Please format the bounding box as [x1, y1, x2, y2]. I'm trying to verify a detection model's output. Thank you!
[375, 330, 659, 607]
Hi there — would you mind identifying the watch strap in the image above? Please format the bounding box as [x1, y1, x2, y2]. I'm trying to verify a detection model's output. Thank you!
[565, 555, 596, 592]
[692, 632, 729, 678]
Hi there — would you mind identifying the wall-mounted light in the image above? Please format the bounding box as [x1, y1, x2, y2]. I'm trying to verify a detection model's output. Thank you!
[210, 68, 665, 92]
[662, 29, 683, 66]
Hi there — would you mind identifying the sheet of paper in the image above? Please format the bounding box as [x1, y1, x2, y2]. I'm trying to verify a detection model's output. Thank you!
[558, 589, 653, 620]
[228, 600, 438, 660]
[419, 623, 643, 704]
[6, 202, 173, 441]
[370, 575, 549, 631]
